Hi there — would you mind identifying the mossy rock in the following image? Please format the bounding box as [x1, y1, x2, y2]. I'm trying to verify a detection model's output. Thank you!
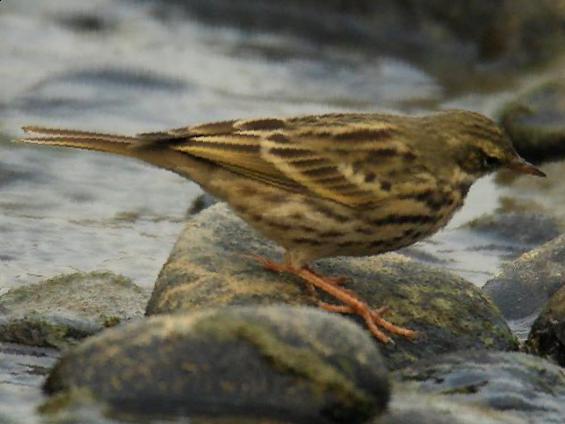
[148, 203, 517, 369]
[44, 305, 389, 424]
[0, 271, 148, 349]
[526, 285, 565, 366]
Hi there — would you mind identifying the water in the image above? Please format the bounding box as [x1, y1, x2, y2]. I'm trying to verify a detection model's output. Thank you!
[0, 343, 58, 424]
[0, 1, 564, 422]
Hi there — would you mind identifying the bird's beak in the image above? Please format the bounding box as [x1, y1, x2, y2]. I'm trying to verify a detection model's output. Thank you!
[507, 156, 546, 177]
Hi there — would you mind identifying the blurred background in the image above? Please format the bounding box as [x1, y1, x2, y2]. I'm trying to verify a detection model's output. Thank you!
[1, 0, 565, 290]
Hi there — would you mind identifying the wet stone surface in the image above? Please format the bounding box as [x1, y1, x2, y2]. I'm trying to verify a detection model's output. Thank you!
[483, 233, 565, 324]
[374, 392, 525, 424]
[395, 350, 565, 424]
[0, 343, 59, 424]
[0, 272, 149, 349]
[44, 305, 389, 424]
[500, 78, 565, 164]
[463, 211, 561, 258]
[526, 285, 565, 367]
[148, 203, 517, 370]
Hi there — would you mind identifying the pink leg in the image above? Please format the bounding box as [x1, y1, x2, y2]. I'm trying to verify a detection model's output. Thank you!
[249, 255, 418, 344]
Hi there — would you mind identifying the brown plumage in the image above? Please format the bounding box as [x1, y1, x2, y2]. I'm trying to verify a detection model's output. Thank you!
[19, 111, 544, 343]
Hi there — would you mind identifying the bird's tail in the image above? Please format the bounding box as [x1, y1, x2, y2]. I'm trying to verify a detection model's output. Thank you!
[18, 126, 143, 157]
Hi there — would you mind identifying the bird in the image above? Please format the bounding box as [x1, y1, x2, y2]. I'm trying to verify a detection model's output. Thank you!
[18, 110, 545, 343]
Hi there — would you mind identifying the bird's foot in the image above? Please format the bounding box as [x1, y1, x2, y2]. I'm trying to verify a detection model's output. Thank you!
[249, 255, 417, 344]
[303, 265, 350, 286]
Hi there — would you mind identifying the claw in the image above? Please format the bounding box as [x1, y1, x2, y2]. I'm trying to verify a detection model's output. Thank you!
[247, 254, 418, 343]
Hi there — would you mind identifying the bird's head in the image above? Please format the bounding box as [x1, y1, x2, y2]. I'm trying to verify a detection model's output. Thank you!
[438, 110, 545, 179]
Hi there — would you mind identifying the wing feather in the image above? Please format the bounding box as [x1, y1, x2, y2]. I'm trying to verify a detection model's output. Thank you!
[259, 118, 420, 206]
[142, 114, 436, 207]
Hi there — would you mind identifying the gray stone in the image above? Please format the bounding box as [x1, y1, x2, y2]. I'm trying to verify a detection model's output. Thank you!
[374, 392, 525, 424]
[0, 272, 149, 349]
[500, 78, 565, 163]
[147, 203, 517, 370]
[44, 305, 389, 423]
[395, 350, 565, 424]
[463, 211, 560, 253]
[483, 234, 565, 320]
[526, 284, 565, 366]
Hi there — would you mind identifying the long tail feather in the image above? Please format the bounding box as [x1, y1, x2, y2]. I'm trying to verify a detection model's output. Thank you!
[18, 126, 140, 156]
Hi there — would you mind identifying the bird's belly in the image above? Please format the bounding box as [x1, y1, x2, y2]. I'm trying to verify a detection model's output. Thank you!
[227, 185, 464, 265]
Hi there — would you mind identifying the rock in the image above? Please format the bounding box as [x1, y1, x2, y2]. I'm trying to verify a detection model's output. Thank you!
[44, 305, 389, 423]
[375, 392, 525, 424]
[186, 192, 218, 216]
[395, 350, 565, 424]
[463, 211, 560, 251]
[57, 12, 116, 33]
[0, 272, 149, 349]
[158, 0, 565, 67]
[526, 285, 565, 366]
[500, 78, 565, 163]
[483, 234, 565, 321]
[147, 203, 517, 369]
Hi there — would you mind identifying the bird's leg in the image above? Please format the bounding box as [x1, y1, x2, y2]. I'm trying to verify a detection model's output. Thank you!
[295, 267, 417, 343]
[303, 265, 349, 286]
[249, 255, 417, 343]
[249, 255, 318, 297]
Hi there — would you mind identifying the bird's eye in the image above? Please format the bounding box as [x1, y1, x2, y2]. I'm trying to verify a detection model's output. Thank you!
[482, 154, 501, 169]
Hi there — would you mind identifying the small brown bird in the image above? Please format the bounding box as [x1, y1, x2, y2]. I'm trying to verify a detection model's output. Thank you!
[19, 111, 544, 343]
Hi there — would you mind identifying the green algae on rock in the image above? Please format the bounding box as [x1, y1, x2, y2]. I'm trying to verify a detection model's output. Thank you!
[499, 78, 565, 164]
[394, 350, 565, 424]
[526, 285, 565, 367]
[148, 203, 517, 369]
[44, 305, 389, 424]
[0, 272, 148, 349]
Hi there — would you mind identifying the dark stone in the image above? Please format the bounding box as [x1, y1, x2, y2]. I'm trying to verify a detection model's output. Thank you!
[155, 0, 565, 68]
[0, 272, 148, 349]
[375, 392, 525, 424]
[395, 350, 565, 424]
[463, 211, 560, 254]
[483, 234, 565, 321]
[526, 285, 565, 366]
[499, 78, 565, 164]
[186, 193, 218, 216]
[57, 13, 116, 33]
[44, 305, 389, 423]
[147, 203, 517, 370]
